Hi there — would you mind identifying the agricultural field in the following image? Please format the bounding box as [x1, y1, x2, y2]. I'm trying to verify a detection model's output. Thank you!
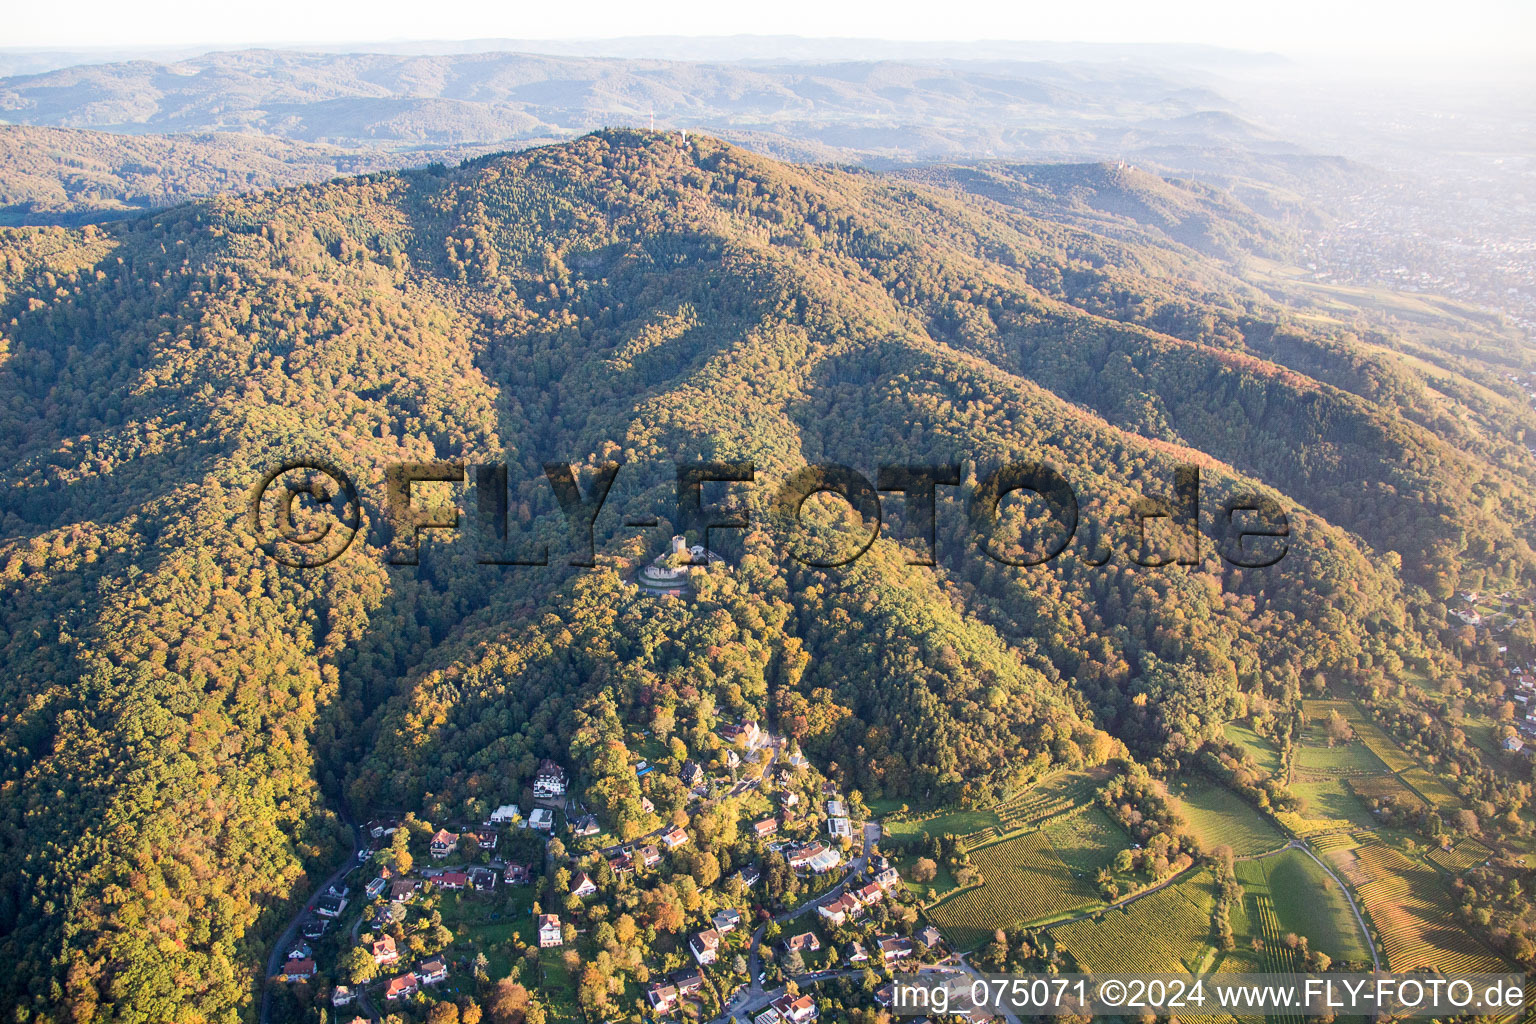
[1294, 722, 1389, 777]
[1352, 842, 1507, 974]
[1287, 773, 1376, 829]
[1427, 838, 1494, 874]
[1259, 849, 1370, 964]
[1313, 697, 1419, 773]
[927, 830, 1103, 949]
[1223, 722, 1282, 775]
[1042, 804, 1126, 875]
[996, 769, 1104, 835]
[1307, 830, 1365, 854]
[1346, 772, 1426, 809]
[885, 806, 1003, 844]
[1400, 767, 1465, 812]
[1172, 779, 1286, 856]
[1053, 870, 1217, 974]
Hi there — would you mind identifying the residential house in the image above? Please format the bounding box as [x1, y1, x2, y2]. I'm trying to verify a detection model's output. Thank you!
[826, 799, 845, 817]
[783, 931, 821, 953]
[827, 817, 851, 840]
[528, 807, 554, 832]
[647, 983, 679, 1013]
[281, 958, 316, 980]
[680, 760, 705, 789]
[845, 940, 869, 963]
[332, 986, 355, 1007]
[429, 829, 458, 859]
[384, 973, 419, 1001]
[662, 826, 689, 849]
[573, 814, 600, 837]
[418, 959, 448, 985]
[503, 862, 531, 885]
[721, 719, 762, 746]
[854, 881, 883, 906]
[878, 936, 916, 962]
[608, 852, 635, 877]
[472, 830, 498, 850]
[712, 908, 742, 934]
[570, 872, 597, 898]
[490, 803, 521, 824]
[917, 924, 943, 949]
[365, 876, 388, 899]
[365, 818, 401, 840]
[389, 879, 419, 902]
[672, 968, 705, 995]
[315, 892, 348, 918]
[771, 993, 819, 1023]
[818, 892, 861, 926]
[787, 842, 839, 873]
[538, 914, 564, 948]
[1507, 736, 1526, 753]
[533, 759, 568, 800]
[640, 844, 662, 868]
[736, 865, 761, 888]
[690, 928, 723, 965]
[873, 866, 901, 891]
[372, 935, 399, 966]
[641, 795, 655, 814]
[470, 867, 498, 891]
[753, 817, 779, 839]
[438, 870, 468, 890]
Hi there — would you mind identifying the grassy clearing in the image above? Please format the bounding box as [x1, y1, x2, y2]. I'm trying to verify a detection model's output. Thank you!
[1173, 779, 1286, 856]
[1223, 722, 1282, 774]
[1345, 772, 1426, 809]
[1260, 849, 1370, 964]
[886, 806, 1003, 843]
[1289, 774, 1376, 828]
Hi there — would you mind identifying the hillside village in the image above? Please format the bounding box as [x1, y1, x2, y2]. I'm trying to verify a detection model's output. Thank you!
[269, 719, 956, 1024]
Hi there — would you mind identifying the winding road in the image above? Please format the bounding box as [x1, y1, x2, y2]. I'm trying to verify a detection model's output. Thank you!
[258, 820, 364, 1024]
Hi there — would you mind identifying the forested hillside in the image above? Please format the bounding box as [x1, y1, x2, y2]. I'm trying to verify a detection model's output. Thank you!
[0, 130, 1531, 1021]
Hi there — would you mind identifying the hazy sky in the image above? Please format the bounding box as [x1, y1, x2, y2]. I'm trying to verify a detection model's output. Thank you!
[7, 0, 1534, 61]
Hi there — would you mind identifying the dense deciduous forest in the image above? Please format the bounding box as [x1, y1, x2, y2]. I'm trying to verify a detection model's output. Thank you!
[1, 129, 1533, 1021]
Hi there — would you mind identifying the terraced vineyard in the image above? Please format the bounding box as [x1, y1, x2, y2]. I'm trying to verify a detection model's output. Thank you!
[1428, 838, 1493, 874]
[1253, 896, 1307, 1024]
[1353, 843, 1507, 974]
[1275, 810, 1358, 836]
[1308, 831, 1363, 853]
[997, 770, 1102, 834]
[1054, 871, 1217, 973]
[1174, 779, 1286, 856]
[927, 830, 1102, 949]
